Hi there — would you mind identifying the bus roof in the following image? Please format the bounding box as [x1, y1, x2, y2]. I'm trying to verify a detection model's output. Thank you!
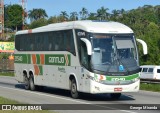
[16, 20, 134, 35]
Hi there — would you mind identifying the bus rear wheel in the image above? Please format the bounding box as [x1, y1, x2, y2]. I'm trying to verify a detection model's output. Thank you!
[110, 93, 121, 100]
[29, 75, 36, 91]
[70, 79, 79, 99]
[24, 74, 30, 90]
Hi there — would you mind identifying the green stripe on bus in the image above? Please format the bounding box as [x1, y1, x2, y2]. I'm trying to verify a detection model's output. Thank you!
[36, 54, 40, 64]
[27, 54, 31, 64]
[105, 73, 139, 81]
[14, 54, 71, 66]
[67, 54, 71, 66]
[14, 54, 28, 64]
[39, 65, 43, 75]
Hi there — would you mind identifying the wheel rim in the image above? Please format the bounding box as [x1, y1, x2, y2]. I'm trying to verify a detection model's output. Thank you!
[30, 78, 33, 87]
[72, 83, 76, 94]
[24, 77, 29, 87]
[30, 77, 35, 90]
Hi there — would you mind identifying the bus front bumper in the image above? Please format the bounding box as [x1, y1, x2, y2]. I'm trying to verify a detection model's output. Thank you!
[89, 80, 140, 94]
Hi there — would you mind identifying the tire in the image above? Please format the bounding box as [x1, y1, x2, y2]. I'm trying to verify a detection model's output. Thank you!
[29, 75, 36, 91]
[70, 79, 79, 99]
[24, 74, 30, 90]
[110, 93, 121, 100]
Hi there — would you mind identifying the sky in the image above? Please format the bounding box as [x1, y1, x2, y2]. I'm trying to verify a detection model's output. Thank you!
[4, 0, 160, 18]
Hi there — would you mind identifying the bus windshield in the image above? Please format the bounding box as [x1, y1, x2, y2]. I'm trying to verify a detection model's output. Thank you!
[90, 34, 139, 75]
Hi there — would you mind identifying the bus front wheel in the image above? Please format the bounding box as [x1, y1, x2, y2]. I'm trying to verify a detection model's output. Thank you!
[70, 79, 79, 99]
[110, 93, 121, 99]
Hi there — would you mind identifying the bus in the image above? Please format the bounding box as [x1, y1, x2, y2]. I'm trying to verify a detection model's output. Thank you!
[15, 20, 147, 99]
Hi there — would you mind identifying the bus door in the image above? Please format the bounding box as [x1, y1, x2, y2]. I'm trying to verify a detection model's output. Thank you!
[80, 40, 91, 92]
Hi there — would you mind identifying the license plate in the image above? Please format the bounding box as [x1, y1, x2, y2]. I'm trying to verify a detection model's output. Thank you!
[114, 87, 122, 92]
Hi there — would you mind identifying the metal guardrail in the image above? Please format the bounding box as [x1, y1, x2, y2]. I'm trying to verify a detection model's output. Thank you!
[0, 69, 14, 72]
[140, 78, 160, 84]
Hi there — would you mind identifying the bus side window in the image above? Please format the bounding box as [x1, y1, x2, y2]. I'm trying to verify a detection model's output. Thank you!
[48, 43, 52, 51]
[148, 68, 153, 73]
[80, 41, 89, 69]
[157, 69, 160, 73]
[30, 43, 34, 50]
[142, 68, 148, 72]
[64, 30, 75, 55]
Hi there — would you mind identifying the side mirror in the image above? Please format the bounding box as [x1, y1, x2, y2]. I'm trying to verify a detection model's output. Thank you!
[80, 38, 92, 55]
[136, 39, 148, 55]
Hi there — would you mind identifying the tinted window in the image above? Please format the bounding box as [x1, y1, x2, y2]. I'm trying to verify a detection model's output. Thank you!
[148, 68, 153, 73]
[142, 68, 148, 72]
[15, 30, 75, 55]
[157, 69, 160, 73]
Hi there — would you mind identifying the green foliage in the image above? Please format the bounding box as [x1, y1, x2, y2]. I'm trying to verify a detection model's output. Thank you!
[7, 34, 15, 42]
[70, 12, 78, 21]
[114, 5, 160, 65]
[28, 8, 48, 22]
[0, 72, 14, 76]
[5, 4, 23, 31]
[0, 53, 10, 59]
[140, 83, 160, 92]
[47, 16, 59, 24]
[0, 96, 20, 104]
[60, 11, 69, 21]
[79, 7, 88, 20]
[29, 18, 48, 29]
[97, 6, 109, 20]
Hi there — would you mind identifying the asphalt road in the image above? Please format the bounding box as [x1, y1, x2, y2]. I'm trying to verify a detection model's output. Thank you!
[0, 76, 160, 113]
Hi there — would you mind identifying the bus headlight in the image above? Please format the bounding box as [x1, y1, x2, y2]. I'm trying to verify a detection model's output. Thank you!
[87, 74, 101, 82]
[87, 75, 95, 81]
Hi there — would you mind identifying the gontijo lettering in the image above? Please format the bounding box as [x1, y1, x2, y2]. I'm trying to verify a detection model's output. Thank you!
[49, 57, 64, 63]
[112, 78, 125, 81]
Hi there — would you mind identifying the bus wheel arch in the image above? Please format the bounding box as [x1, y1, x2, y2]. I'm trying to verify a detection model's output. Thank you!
[69, 75, 79, 99]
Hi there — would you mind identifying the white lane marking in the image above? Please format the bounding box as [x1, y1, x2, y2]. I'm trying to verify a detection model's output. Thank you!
[0, 86, 137, 113]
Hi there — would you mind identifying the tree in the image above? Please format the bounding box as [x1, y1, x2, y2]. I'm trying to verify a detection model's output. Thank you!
[154, 5, 160, 25]
[111, 9, 120, 20]
[60, 11, 69, 21]
[79, 7, 88, 20]
[88, 13, 97, 20]
[70, 12, 78, 21]
[97, 6, 109, 20]
[47, 16, 59, 24]
[142, 22, 160, 64]
[29, 18, 47, 29]
[28, 8, 48, 22]
[5, 4, 23, 31]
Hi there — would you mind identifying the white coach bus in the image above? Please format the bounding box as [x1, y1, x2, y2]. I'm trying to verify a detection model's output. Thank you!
[15, 20, 147, 99]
